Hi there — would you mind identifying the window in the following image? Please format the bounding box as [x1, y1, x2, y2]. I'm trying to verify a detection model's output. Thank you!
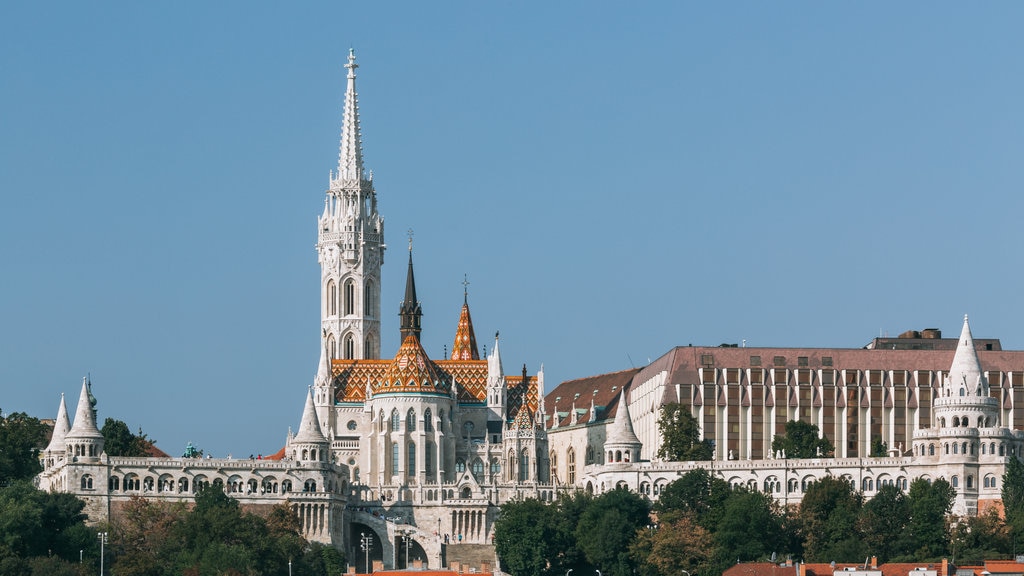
[952, 476, 959, 488]
[822, 356, 833, 367]
[550, 451, 558, 482]
[391, 410, 400, 432]
[519, 450, 529, 481]
[701, 354, 715, 368]
[407, 409, 417, 432]
[472, 458, 484, 481]
[408, 442, 416, 476]
[347, 420, 358, 431]
[364, 280, 376, 315]
[455, 458, 466, 473]
[344, 279, 355, 315]
[344, 334, 354, 359]
[424, 409, 433, 432]
[774, 356, 786, 367]
[490, 459, 501, 476]
[798, 356, 809, 367]
[81, 475, 94, 490]
[425, 442, 433, 474]
[327, 279, 337, 316]
[392, 443, 399, 474]
[750, 355, 761, 366]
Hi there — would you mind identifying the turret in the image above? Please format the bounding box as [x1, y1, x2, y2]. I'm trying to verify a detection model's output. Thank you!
[604, 389, 642, 464]
[64, 377, 105, 463]
[486, 332, 506, 424]
[292, 387, 330, 464]
[42, 393, 71, 469]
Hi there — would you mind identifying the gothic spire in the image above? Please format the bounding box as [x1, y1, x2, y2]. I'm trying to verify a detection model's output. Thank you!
[44, 393, 71, 454]
[66, 376, 102, 441]
[399, 243, 422, 340]
[451, 278, 480, 360]
[947, 314, 987, 397]
[336, 48, 366, 183]
[315, 329, 332, 387]
[293, 387, 328, 444]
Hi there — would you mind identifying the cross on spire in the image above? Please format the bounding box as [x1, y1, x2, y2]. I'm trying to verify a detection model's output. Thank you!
[407, 228, 414, 251]
[462, 274, 470, 303]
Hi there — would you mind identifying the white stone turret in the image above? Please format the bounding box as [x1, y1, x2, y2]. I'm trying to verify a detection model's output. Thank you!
[292, 387, 330, 464]
[64, 377, 104, 463]
[604, 389, 642, 464]
[42, 393, 71, 469]
[486, 332, 506, 424]
[313, 330, 336, 436]
[318, 48, 385, 361]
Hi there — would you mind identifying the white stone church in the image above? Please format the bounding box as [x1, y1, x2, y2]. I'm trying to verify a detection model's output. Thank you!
[35, 50, 1024, 569]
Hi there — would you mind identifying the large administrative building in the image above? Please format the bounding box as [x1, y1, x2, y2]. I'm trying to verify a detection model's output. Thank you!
[33, 50, 1024, 568]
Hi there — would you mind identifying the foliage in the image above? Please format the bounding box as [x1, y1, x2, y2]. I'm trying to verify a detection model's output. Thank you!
[100, 418, 153, 457]
[1003, 456, 1024, 546]
[870, 437, 888, 457]
[951, 508, 1009, 565]
[0, 480, 91, 566]
[575, 489, 651, 576]
[712, 488, 784, 566]
[494, 498, 559, 576]
[655, 403, 713, 461]
[770, 420, 833, 459]
[655, 468, 733, 531]
[905, 477, 955, 560]
[798, 476, 863, 562]
[857, 484, 909, 563]
[630, 512, 712, 576]
[0, 411, 48, 484]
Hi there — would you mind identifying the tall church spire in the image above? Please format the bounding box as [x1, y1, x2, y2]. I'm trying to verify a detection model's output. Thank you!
[451, 277, 480, 360]
[319, 49, 384, 361]
[337, 48, 365, 182]
[399, 243, 423, 340]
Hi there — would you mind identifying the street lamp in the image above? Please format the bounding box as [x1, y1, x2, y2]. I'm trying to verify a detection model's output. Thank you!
[361, 532, 374, 574]
[567, 569, 573, 576]
[97, 532, 108, 576]
[288, 558, 292, 576]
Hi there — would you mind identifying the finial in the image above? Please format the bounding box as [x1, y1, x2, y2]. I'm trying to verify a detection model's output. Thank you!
[495, 330, 500, 341]
[462, 274, 470, 303]
[407, 228, 414, 251]
[345, 48, 358, 76]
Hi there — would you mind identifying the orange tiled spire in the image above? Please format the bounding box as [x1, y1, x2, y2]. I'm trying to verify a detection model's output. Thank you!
[451, 277, 480, 360]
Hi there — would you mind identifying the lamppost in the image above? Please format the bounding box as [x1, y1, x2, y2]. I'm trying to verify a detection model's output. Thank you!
[288, 558, 292, 576]
[404, 531, 412, 569]
[361, 532, 374, 574]
[97, 532, 108, 576]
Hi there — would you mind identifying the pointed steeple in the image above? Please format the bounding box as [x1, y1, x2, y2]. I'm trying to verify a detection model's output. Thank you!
[947, 314, 987, 397]
[399, 244, 422, 340]
[293, 387, 329, 444]
[451, 279, 480, 360]
[337, 48, 366, 182]
[605, 389, 642, 464]
[488, 331, 504, 376]
[44, 393, 71, 455]
[315, 330, 332, 387]
[66, 377, 103, 441]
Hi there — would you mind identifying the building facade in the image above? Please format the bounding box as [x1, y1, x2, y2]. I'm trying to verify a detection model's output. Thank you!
[543, 316, 1024, 516]
[36, 50, 554, 571]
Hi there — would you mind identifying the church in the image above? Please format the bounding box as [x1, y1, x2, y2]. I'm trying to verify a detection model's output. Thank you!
[33, 50, 1024, 569]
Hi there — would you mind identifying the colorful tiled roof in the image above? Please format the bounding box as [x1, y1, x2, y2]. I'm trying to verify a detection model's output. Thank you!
[451, 301, 480, 360]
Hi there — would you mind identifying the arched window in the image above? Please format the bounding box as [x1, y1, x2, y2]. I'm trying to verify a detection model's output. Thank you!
[327, 279, 337, 316]
[344, 334, 355, 359]
[407, 409, 417, 432]
[391, 410, 400, 432]
[472, 458, 484, 481]
[962, 442, 968, 454]
[519, 450, 529, 481]
[455, 458, 466, 473]
[929, 444, 935, 456]
[392, 442, 400, 474]
[344, 279, 355, 316]
[550, 451, 558, 482]
[490, 458, 501, 477]
[567, 448, 576, 484]
[952, 476, 959, 488]
[1000, 443, 1006, 456]
[425, 442, 433, 474]
[364, 334, 374, 359]
[364, 280, 376, 315]
[424, 409, 433, 432]
[982, 443, 987, 455]
[327, 334, 337, 360]
[967, 475, 974, 488]
[109, 476, 120, 491]
[953, 443, 959, 454]
[81, 475, 93, 490]
[408, 442, 416, 476]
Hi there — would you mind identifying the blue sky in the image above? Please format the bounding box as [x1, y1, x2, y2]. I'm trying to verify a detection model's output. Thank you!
[3, 3, 1024, 457]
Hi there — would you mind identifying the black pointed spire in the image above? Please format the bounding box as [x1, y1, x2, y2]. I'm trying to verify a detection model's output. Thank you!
[399, 247, 422, 340]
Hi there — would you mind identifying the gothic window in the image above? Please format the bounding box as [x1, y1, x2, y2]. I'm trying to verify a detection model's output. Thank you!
[952, 476, 959, 488]
[585, 446, 594, 464]
[327, 279, 338, 316]
[506, 450, 515, 481]
[304, 479, 317, 492]
[364, 335, 374, 359]
[327, 334, 337, 360]
[109, 476, 120, 491]
[567, 448, 576, 484]
[455, 458, 466, 473]
[550, 451, 558, 482]
[344, 279, 355, 316]
[407, 409, 417, 432]
[408, 442, 416, 476]
[81, 475, 93, 490]
[425, 442, 433, 474]
[392, 442, 400, 474]
[519, 450, 529, 481]
[424, 409, 433, 432]
[344, 334, 355, 359]
[391, 410, 400, 432]
[929, 444, 935, 456]
[490, 458, 501, 477]
[472, 458, 484, 481]
[364, 280, 376, 315]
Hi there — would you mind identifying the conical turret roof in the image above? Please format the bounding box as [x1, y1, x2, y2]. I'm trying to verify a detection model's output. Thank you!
[451, 294, 480, 360]
[293, 387, 328, 444]
[948, 315, 987, 397]
[66, 377, 103, 441]
[44, 393, 71, 453]
[606, 389, 642, 447]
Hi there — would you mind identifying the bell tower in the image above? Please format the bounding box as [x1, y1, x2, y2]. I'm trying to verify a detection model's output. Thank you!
[317, 49, 385, 360]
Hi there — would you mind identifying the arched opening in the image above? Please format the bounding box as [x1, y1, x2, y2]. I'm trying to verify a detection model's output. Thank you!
[344, 279, 355, 316]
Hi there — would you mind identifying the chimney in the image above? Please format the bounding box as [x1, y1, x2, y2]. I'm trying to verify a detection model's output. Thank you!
[871, 557, 877, 569]
[942, 559, 949, 576]
[481, 563, 491, 573]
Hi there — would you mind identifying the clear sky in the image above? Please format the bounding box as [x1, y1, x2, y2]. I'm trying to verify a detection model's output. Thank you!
[3, 3, 1024, 458]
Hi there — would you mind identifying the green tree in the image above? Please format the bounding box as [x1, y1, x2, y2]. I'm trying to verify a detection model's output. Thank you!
[950, 508, 1009, 565]
[100, 419, 152, 457]
[771, 420, 833, 459]
[0, 411, 48, 484]
[656, 403, 713, 461]
[906, 477, 955, 560]
[493, 498, 558, 576]
[798, 476, 863, 562]
[870, 437, 888, 457]
[655, 468, 733, 531]
[575, 488, 651, 576]
[630, 512, 713, 576]
[0, 481, 91, 563]
[548, 491, 593, 576]
[712, 488, 784, 565]
[857, 484, 910, 562]
[1003, 456, 1024, 548]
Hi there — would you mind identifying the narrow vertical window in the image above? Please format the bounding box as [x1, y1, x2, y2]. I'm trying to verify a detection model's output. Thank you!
[327, 280, 337, 316]
[344, 279, 355, 316]
[344, 334, 355, 359]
